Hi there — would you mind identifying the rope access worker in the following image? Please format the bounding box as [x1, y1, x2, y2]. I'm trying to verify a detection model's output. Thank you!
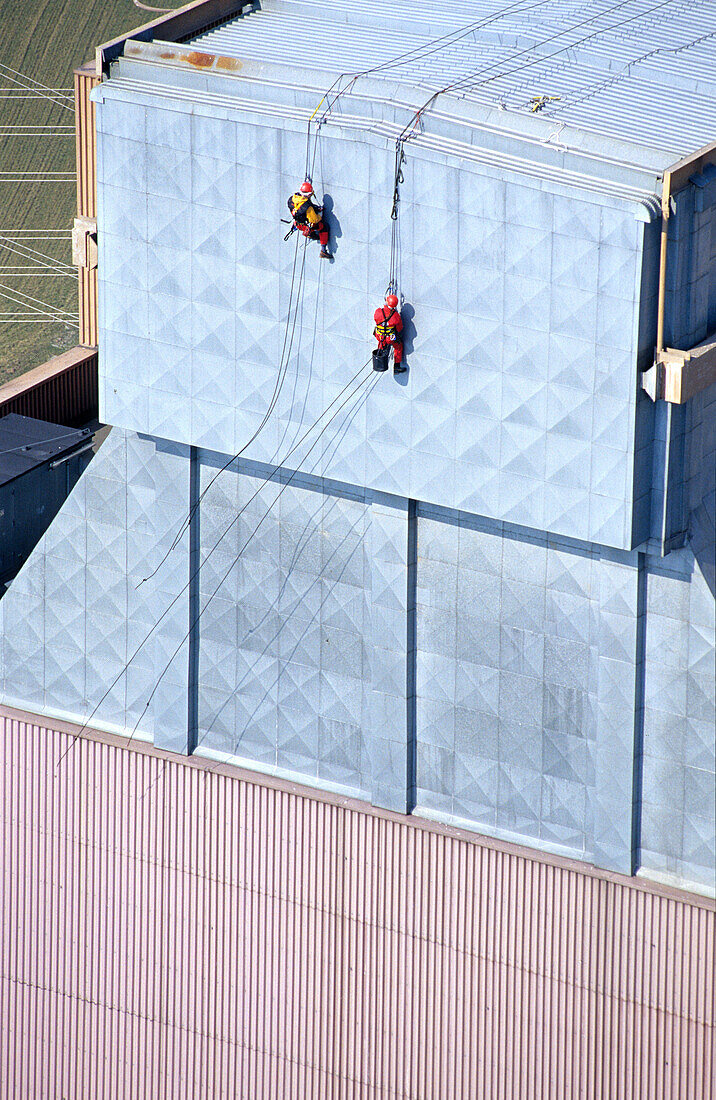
[287, 181, 332, 259]
[372, 293, 405, 372]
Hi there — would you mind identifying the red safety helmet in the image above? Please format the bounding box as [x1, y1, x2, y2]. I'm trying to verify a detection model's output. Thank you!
[300, 180, 313, 194]
[385, 293, 399, 308]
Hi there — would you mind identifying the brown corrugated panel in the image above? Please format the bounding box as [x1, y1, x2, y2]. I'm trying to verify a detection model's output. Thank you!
[74, 66, 99, 347]
[1, 708, 713, 1099]
[0, 346, 98, 426]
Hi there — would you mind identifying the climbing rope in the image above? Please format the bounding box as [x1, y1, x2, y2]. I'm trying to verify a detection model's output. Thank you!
[387, 139, 405, 294]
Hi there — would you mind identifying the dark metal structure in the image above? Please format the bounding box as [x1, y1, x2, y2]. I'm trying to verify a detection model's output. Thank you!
[0, 414, 94, 586]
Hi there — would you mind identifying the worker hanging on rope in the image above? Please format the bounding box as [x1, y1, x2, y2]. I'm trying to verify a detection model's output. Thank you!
[372, 292, 405, 373]
[286, 180, 332, 259]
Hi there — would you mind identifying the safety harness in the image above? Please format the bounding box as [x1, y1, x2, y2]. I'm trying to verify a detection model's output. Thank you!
[374, 305, 400, 338]
[288, 193, 320, 226]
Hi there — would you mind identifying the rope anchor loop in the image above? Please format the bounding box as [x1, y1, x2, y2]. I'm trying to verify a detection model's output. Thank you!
[390, 141, 405, 221]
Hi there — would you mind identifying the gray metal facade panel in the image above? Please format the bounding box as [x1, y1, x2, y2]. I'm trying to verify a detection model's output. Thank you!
[0, 427, 190, 743]
[413, 510, 649, 872]
[97, 91, 647, 551]
[640, 383, 716, 889]
[1, 426, 712, 885]
[2, 2, 713, 901]
[191, 0, 716, 159]
[1, 713, 714, 1098]
[196, 458, 375, 797]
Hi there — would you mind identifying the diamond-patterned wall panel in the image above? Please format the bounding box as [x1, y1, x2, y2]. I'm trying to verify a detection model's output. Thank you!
[0, 428, 190, 744]
[640, 548, 715, 891]
[196, 459, 373, 798]
[414, 513, 646, 871]
[97, 86, 646, 549]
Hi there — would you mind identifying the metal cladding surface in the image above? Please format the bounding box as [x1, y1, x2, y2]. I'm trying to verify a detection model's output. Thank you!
[193, 0, 716, 161]
[1, 709, 714, 1098]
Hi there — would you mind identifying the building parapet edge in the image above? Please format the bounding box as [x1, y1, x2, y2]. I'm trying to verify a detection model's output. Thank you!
[3, 701, 713, 911]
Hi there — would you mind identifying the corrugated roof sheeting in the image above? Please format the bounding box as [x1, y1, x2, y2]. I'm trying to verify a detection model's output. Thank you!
[192, 0, 716, 159]
[2, 711, 714, 1098]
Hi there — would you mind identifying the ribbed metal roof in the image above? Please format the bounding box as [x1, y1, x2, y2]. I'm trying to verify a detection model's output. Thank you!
[191, 0, 716, 162]
[0, 414, 91, 487]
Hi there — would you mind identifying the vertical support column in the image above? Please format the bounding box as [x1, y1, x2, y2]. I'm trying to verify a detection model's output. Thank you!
[661, 402, 689, 553]
[151, 441, 193, 754]
[591, 553, 641, 874]
[630, 554, 647, 874]
[74, 63, 100, 348]
[406, 499, 417, 811]
[187, 447, 200, 755]
[368, 492, 416, 813]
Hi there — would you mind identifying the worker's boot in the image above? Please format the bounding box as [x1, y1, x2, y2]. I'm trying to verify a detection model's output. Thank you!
[320, 247, 332, 259]
[372, 348, 389, 372]
[393, 361, 407, 373]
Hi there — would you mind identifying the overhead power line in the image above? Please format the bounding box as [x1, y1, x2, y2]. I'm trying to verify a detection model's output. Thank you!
[0, 126, 75, 136]
[0, 268, 75, 276]
[0, 239, 77, 278]
[0, 230, 71, 237]
[0, 280, 77, 314]
[0, 172, 75, 182]
[0, 233, 76, 272]
[0, 285, 77, 324]
[0, 88, 73, 97]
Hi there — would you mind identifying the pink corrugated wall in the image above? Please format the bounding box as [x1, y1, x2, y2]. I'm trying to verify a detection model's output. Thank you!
[1, 708, 714, 1099]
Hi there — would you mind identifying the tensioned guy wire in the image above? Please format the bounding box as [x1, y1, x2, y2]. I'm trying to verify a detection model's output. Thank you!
[54, 358, 377, 770]
[195, 372, 380, 755]
[123, 366, 379, 751]
[393, 0, 683, 149]
[303, 0, 557, 171]
[139, 230, 309, 585]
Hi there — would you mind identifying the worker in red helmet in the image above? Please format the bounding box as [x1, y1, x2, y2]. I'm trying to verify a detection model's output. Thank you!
[372, 292, 405, 372]
[287, 181, 332, 259]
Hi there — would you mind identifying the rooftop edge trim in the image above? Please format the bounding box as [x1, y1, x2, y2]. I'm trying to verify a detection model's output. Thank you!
[95, 0, 255, 76]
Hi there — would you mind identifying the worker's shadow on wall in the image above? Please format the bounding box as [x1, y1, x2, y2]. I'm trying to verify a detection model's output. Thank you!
[395, 301, 416, 386]
[321, 194, 341, 258]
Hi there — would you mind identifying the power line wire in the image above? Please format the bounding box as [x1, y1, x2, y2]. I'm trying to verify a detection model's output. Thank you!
[0, 282, 77, 317]
[0, 172, 75, 181]
[0, 61, 75, 112]
[0, 291, 77, 324]
[0, 233, 77, 273]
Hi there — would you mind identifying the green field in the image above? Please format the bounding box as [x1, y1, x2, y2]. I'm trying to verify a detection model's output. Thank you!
[0, 0, 185, 384]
